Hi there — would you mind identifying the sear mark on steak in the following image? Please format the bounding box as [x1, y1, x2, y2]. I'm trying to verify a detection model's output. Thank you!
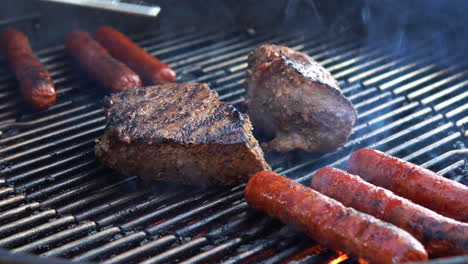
[245, 44, 358, 153]
[95, 83, 270, 185]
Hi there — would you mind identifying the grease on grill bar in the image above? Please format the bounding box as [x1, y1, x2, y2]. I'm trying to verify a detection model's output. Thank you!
[0, 25, 467, 264]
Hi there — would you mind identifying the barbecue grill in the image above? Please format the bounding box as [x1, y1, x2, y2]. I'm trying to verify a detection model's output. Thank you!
[0, 0, 467, 263]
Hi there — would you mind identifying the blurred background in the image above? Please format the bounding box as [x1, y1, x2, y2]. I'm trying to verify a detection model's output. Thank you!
[1, 0, 467, 57]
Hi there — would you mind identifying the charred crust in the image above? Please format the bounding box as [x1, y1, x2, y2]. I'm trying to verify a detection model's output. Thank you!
[95, 126, 269, 186]
[102, 83, 252, 146]
[245, 44, 358, 152]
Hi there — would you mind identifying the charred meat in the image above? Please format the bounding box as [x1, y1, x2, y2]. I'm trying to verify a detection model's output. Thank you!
[95, 83, 270, 185]
[245, 44, 357, 152]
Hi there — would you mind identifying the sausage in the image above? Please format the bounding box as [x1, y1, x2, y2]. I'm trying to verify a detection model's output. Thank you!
[311, 167, 468, 257]
[245, 171, 428, 264]
[2, 29, 56, 110]
[65, 30, 141, 93]
[348, 148, 468, 222]
[94, 26, 176, 85]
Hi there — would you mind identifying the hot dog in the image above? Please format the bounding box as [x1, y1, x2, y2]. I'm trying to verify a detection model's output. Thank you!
[348, 149, 468, 222]
[311, 167, 468, 257]
[2, 29, 56, 110]
[94, 26, 176, 85]
[65, 30, 141, 93]
[245, 171, 428, 264]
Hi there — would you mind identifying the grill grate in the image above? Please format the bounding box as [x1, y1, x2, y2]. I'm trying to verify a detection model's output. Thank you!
[0, 24, 467, 264]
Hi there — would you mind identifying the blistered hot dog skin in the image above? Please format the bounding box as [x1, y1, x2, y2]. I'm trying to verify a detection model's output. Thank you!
[94, 26, 176, 85]
[245, 171, 428, 264]
[348, 148, 468, 222]
[312, 167, 468, 257]
[2, 29, 56, 110]
[65, 29, 141, 93]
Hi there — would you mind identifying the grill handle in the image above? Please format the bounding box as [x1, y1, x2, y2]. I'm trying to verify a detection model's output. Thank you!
[39, 0, 161, 17]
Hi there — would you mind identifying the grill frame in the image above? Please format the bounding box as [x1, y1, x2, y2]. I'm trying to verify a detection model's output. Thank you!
[0, 5, 467, 264]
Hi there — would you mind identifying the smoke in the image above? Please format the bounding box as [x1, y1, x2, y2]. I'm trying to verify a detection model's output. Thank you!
[361, 0, 468, 61]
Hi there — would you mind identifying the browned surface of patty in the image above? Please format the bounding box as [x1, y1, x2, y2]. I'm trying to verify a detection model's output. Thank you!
[95, 83, 270, 185]
[245, 44, 357, 152]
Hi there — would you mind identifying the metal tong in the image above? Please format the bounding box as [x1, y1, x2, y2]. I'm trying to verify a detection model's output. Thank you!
[40, 0, 161, 17]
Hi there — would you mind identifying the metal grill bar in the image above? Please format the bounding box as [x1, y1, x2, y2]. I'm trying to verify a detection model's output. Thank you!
[71, 231, 146, 262]
[0, 215, 76, 249]
[0, 25, 466, 264]
[42, 227, 121, 257]
[139, 237, 209, 264]
[0, 210, 57, 239]
[12, 221, 97, 254]
[12, 222, 96, 253]
[103, 235, 177, 264]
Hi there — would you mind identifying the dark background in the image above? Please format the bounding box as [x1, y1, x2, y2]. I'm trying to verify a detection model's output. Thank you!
[0, 0, 357, 48]
[1, 0, 467, 60]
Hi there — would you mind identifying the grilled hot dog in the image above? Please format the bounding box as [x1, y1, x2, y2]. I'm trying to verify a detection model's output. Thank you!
[312, 167, 468, 257]
[2, 29, 56, 110]
[348, 149, 468, 222]
[245, 171, 428, 264]
[94, 26, 176, 85]
[65, 30, 141, 93]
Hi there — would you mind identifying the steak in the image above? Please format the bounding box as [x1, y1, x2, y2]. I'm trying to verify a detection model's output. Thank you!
[245, 44, 357, 152]
[95, 83, 270, 185]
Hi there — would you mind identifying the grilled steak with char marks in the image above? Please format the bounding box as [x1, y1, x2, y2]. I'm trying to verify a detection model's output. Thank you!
[245, 44, 357, 152]
[95, 83, 270, 185]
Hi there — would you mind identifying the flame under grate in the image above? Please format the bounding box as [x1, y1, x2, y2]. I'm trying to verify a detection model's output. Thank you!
[0, 24, 467, 264]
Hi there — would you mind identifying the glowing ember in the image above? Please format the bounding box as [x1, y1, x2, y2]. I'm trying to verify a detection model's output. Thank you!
[328, 254, 349, 264]
[358, 258, 369, 264]
[281, 245, 326, 264]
